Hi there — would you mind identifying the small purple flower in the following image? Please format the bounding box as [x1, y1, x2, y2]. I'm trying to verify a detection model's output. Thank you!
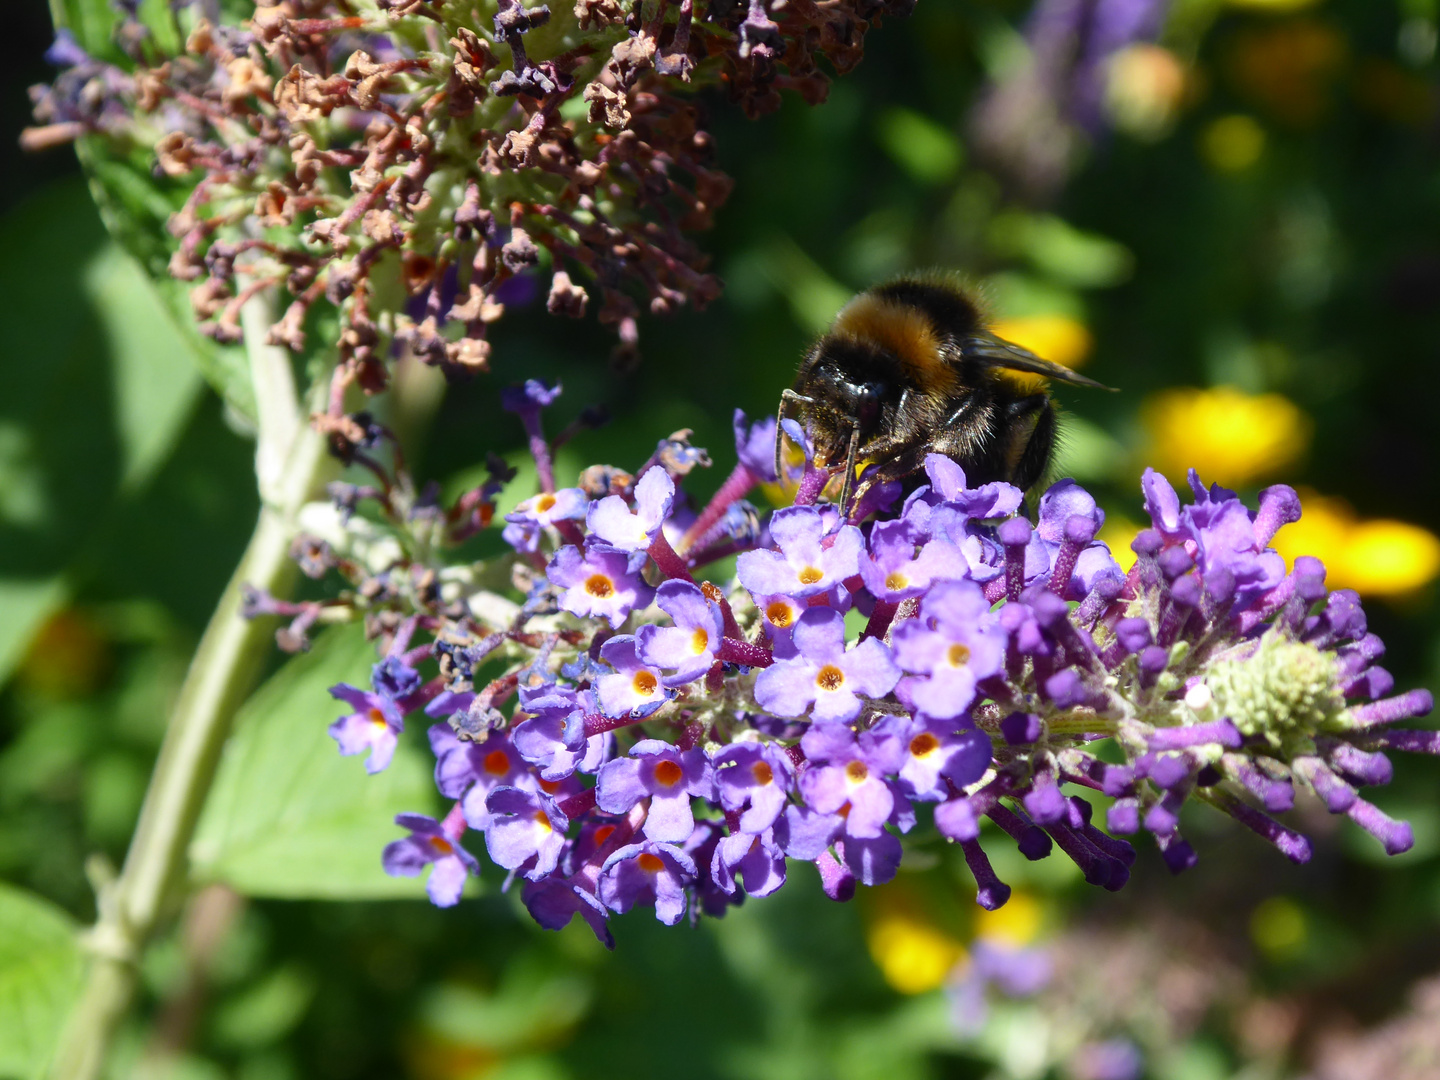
[586, 466, 674, 551]
[712, 741, 795, 833]
[892, 579, 1006, 719]
[547, 544, 654, 628]
[799, 721, 906, 838]
[737, 506, 864, 600]
[599, 841, 697, 925]
[429, 725, 536, 830]
[503, 487, 588, 553]
[382, 812, 479, 907]
[734, 408, 779, 483]
[859, 520, 969, 602]
[501, 378, 563, 416]
[712, 828, 787, 897]
[521, 874, 614, 948]
[635, 580, 725, 685]
[754, 608, 900, 723]
[595, 635, 671, 718]
[596, 739, 715, 842]
[754, 592, 802, 658]
[483, 787, 569, 880]
[328, 660, 420, 774]
[884, 713, 992, 801]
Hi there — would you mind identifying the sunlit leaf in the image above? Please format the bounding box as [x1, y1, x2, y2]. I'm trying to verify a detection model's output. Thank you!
[0, 883, 83, 1080]
[191, 625, 442, 899]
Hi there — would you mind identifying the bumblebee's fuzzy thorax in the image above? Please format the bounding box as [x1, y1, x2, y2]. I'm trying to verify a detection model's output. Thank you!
[778, 274, 1110, 512]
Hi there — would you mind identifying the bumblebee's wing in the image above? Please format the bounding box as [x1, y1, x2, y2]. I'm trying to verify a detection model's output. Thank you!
[963, 332, 1115, 390]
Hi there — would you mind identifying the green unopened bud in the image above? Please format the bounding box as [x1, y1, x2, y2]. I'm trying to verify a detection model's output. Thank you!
[1206, 631, 1345, 750]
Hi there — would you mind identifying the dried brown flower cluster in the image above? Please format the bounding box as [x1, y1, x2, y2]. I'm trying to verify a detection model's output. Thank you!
[27, 0, 912, 430]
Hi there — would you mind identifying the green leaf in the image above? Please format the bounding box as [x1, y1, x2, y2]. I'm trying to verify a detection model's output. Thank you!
[0, 883, 83, 1080]
[191, 626, 442, 899]
[0, 579, 67, 691]
[82, 243, 204, 492]
[875, 108, 963, 186]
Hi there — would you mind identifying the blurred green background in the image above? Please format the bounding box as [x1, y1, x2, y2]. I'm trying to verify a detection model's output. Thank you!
[5, 0, 1440, 1078]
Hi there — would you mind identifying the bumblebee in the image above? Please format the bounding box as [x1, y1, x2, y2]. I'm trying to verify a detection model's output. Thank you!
[776, 274, 1110, 512]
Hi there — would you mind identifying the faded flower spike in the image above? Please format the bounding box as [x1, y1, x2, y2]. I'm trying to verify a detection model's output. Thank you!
[263, 384, 1435, 942]
[25, 0, 911, 427]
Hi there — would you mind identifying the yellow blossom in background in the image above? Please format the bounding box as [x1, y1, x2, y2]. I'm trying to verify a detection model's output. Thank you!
[1273, 489, 1440, 598]
[1141, 385, 1311, 488]
[1202, 114, 1266, 171]
[989, 314, 1094, 394]
[866, 911, 967, 994]
[1106, 44, 1188, 140]
[1098, 514, 1142, 573]
[972, 890, 1044, 947]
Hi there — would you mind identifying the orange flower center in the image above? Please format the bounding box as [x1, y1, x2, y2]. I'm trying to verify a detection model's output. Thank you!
[367, 707, 388, 729]
[632, 670, 658, 695]
[797, 566, 824, 585]
[845, 760, 869, 783]
[884, 571, 909, 591]
[427, 836, 454, 855]
[532, 811, 552, 833]
[910, 733, 940, 758]
[536, 493, 557, 513]
[484, 749, 511, 775]
[946, 643, 971, 666]
[766, 601, 794, 628]
[593, 824, 616, 846]
[637, 852, 666, 873]
[585, 574, 615, 598]
[815, 664, 845, 692]
[653, 759, 684, 787]
[691, 628, 710, 654]
[751, 761, 774, 786]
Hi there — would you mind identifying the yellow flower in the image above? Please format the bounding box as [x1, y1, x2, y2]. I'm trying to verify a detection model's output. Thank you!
[1201, 115, 1266, 172]
[989, 314, 1094, 394]
[972, 890, 1043, 947]
[1272, 489, 1440, 598]
[1141, 385, 1311, 488]
[866, 913, 967, 994]
[1098, 514, 1142, 573]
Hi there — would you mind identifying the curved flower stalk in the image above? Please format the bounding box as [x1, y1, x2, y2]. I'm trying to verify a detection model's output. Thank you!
[264, 383, 1436, 942]
[25, 0, 910, 411]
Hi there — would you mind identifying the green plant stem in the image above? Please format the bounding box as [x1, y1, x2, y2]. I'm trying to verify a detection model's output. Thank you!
[50, 303, 333, 1078]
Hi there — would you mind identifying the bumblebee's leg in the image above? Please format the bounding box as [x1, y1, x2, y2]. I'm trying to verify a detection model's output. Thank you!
[848, 441, 934, 512]
[1000, 395, 1057, 491]
[774, 389, 815, 481]
[837, 424, 861, 516]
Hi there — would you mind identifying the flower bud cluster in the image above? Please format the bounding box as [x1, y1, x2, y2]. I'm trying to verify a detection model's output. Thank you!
[26, 0, 909, 411]
[262, 384, 1434, 942]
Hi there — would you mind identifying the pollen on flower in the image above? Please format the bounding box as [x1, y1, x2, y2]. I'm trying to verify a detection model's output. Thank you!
[633, 670, 659, 695]
[484, 749, 512, 776]
[816, 664, 846, 692]
[533, 811, 553, 833]
[946, 643, 972, 667]
[1207, 631, 1346, 749]
[536, 493, 557, 513]
[427, 836, 455, 855]
[585, 573, 616, 598]
[751, 761, 774, 785]
[367, 707, 388, 728]
[653, 759, 684, 787]
[910, 733, 941, 758]
[798, 566, 824, 585]
[691, 628, 710, 654]
[885, 571, 910, 591]
[766, 601, 796, 628]
[845, 760, 869, 783]
[637, 852, 666, 873]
